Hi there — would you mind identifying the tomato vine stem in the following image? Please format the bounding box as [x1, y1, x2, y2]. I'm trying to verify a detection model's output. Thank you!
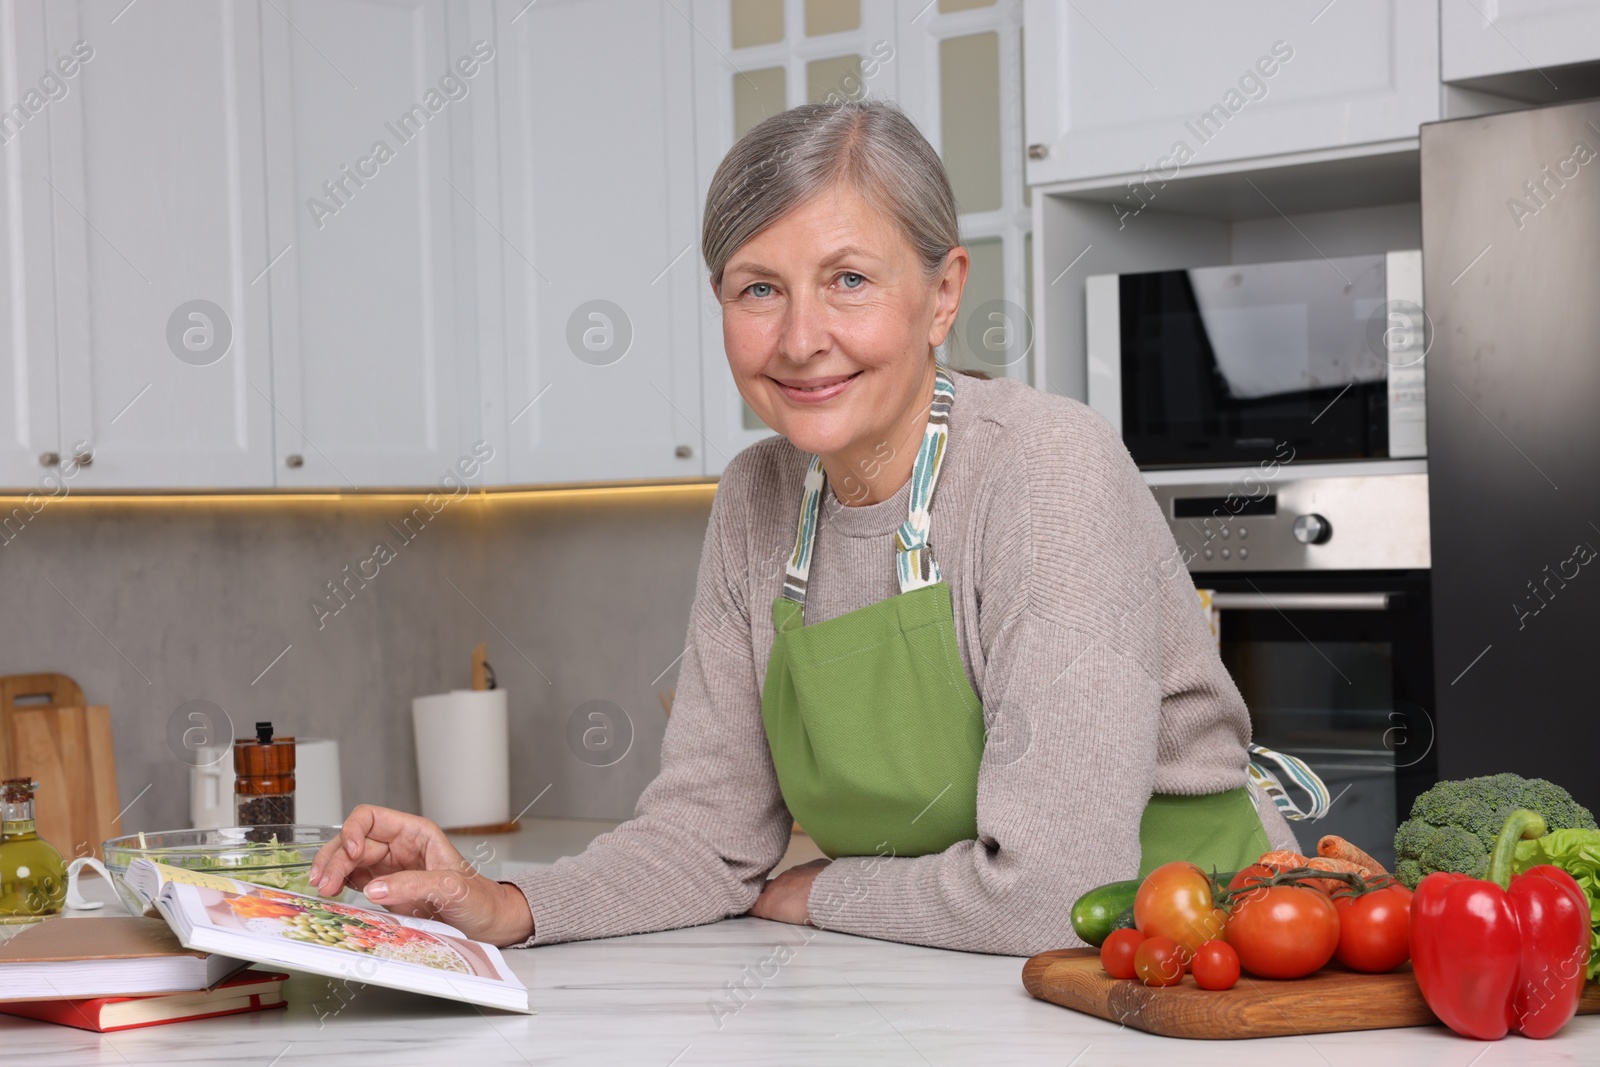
[1212, 866, 1397, 909]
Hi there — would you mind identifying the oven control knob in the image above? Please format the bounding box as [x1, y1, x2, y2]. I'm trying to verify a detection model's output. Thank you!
[1293, 514, 1332, 545]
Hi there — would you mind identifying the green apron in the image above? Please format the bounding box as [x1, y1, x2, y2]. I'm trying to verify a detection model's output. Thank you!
[760, 369, 1279, 877]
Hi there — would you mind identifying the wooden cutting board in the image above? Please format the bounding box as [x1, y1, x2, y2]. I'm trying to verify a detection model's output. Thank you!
[1022, 947, 1600, 1040]
[0, 673, 122, 861]
[0, 673, 84, 733]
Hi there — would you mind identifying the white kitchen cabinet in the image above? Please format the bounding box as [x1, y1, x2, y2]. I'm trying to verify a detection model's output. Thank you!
[260, 0, 498, 490]
[1442, 0, 1600, 84]
[0, 2, 60, 493]
[42, 0, 277, 489]
[495, 0, 705, 484]
[1022, 0, 1440, 186]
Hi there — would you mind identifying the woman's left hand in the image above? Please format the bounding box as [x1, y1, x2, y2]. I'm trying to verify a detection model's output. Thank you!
[748, 858, 830, 926]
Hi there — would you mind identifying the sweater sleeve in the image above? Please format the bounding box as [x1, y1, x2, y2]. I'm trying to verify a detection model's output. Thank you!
[504, 469, 794, 946]
[804, 404, 1255, 956]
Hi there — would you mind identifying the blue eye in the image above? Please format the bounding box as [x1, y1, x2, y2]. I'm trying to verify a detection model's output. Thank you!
[839, 272, 865, 289]
[745, 282, 774, 298]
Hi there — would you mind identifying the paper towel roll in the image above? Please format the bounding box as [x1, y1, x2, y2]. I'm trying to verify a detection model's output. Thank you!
[189, 744, 234, 830]
[412, 689, 510, 830]
[295, 739, 344, 827]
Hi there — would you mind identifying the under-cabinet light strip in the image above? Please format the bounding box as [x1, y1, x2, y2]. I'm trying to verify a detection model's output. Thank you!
[0, 480, 719, 507]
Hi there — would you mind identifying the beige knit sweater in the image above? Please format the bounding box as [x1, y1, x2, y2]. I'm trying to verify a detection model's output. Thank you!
[508, 374, 1299, 956]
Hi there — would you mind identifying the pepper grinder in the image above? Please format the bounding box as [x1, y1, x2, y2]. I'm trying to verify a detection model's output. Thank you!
[234, 721, 296, 842]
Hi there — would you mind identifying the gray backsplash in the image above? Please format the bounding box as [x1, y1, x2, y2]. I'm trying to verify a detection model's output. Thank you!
[0, 489, 714, 836]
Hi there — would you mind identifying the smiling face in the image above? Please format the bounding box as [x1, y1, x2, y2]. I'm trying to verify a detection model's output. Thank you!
[714, 182, 967, 493]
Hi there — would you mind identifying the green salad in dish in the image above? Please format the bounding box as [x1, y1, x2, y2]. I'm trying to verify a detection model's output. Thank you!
[114, 835, 321, 895]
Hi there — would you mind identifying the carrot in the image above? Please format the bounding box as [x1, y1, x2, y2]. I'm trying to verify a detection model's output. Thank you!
[1317, 834, 1390, 877]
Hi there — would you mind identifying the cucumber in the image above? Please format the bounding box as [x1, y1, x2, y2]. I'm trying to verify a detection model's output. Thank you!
[1070, 879, 1141, 947]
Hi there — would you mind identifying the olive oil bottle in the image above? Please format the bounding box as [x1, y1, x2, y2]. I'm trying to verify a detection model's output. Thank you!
[0, 778, 67, 923]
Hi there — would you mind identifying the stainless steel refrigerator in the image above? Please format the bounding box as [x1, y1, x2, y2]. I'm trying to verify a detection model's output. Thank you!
[1421, 99, 1600, 813]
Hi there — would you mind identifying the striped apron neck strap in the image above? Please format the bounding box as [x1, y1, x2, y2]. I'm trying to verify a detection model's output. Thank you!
[780, 454, 827, 604]
[780, 369, 958, 606]
[895, 370, 955, 594]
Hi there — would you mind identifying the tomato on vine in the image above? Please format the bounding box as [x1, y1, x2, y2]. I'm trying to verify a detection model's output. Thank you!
[1332, 882, 1412, 973]
[1224, 884, 1340, 979]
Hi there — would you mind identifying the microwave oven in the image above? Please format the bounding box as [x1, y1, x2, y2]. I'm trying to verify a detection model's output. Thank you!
[1086, 251, 1426, 469]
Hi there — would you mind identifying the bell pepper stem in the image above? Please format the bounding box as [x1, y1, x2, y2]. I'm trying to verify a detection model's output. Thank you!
[1485, 808, 1547, 890]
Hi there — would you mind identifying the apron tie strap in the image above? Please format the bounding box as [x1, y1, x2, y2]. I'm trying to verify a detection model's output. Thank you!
[1247, 743, 1333, 821]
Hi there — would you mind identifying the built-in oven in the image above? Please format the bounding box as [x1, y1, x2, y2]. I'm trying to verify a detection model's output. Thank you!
[1149, 471, 1435, 868]
[1087, 251, 1427, 469]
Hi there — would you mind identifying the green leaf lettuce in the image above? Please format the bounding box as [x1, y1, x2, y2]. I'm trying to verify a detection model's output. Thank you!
[1515, 828, 1600, 982]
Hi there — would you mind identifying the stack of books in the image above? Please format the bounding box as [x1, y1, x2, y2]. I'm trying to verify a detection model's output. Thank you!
[0, 916, 286, 1033]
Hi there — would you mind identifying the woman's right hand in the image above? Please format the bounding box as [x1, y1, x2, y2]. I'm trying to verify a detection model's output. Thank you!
[308, 804, 534, 947]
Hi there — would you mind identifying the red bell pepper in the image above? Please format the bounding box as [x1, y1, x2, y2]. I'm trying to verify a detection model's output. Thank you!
[1410, 808, 1591, 1040]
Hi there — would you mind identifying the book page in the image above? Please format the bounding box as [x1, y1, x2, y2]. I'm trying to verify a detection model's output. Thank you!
[150, 861, 250, 893]
[122, 859, 263, 916]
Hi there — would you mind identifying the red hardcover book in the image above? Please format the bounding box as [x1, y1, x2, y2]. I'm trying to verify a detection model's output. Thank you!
[0, 969, 289, 1033]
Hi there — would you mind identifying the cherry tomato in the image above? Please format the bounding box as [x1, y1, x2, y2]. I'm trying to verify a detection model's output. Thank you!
[1225, 884, 1340, 979]
[1190, 939, 1241, 991]
[1332, 883, 1412, 973]
[1134, 861, 1227, 962]
[1099, 928, 1146, 980]
[1133, 935, 1185, 987]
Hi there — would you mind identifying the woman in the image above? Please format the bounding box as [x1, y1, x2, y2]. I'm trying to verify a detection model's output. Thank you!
[309, 101, 1302, 956]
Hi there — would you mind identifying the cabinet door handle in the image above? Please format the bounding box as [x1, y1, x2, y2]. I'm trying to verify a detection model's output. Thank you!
[39, 451, 60, 468]
[1027, 143, 1049, 160]
[285, 454, 305, 469]
[72, 444, 94, 468]
[674, 445, 692, 459]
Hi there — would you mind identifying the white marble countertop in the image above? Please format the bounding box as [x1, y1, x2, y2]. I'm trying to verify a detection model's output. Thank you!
[443, 816, 830, 880]
[6, 818, 1596, 1065]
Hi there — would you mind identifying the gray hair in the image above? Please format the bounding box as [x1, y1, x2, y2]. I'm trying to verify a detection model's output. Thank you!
[701, 100, 960, 293]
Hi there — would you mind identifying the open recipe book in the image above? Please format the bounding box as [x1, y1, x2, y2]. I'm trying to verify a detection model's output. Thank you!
[122, 859, 530, 1013]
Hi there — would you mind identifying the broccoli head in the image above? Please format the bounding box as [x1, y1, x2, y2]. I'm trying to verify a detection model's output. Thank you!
[1418, 824, 1488, 881]
[1393, 773, 1597, 888]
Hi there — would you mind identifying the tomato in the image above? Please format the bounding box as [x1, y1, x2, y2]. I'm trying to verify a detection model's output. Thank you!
[1332, 884, 1412, 973]
[1100, 928, 1146, 980]
[1190, 940, 1240, 991]
[1134, 861, 1227, 962]
[1133, 935, 1185, 987]
[1225, 884, 1341, 979]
